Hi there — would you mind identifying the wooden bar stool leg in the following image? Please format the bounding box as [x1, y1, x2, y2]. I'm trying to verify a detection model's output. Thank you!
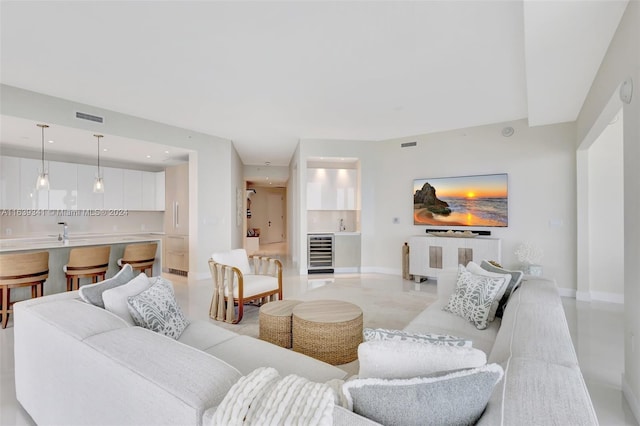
[1, 286, 9, 329]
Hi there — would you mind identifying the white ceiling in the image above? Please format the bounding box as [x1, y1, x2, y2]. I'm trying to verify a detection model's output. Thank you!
[0, 1, 629, 167]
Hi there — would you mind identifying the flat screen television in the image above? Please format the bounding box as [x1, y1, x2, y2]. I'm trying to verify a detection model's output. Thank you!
[413, 173, 508, 227]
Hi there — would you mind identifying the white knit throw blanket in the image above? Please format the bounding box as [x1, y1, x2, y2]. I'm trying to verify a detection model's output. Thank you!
[211, 367, 335, 426]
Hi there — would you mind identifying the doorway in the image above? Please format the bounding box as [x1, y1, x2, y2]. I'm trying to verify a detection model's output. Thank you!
[577, 91, 624, 303]
[246, 186, 287, 256]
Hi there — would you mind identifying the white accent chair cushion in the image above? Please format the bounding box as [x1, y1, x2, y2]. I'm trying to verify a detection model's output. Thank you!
[211, 249, 252, 275]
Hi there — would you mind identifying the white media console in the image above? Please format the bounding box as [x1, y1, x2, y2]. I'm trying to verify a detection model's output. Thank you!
[409, 235, 502, 282]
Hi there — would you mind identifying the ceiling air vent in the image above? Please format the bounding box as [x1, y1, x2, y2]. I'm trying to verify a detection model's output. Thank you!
[401, 141, 417, 148]
[75, 111, 104, 124]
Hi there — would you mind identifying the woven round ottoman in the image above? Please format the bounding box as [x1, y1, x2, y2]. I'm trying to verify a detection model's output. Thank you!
[292, 299, 363, 365]
[259, 300, 302, 348]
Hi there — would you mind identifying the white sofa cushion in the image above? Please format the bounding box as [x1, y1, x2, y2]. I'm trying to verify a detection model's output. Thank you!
[203, 335, 348, 383]
[343, 364, 504, 426]
[357, 340, 487, 379]
[102, 272, 153, 325]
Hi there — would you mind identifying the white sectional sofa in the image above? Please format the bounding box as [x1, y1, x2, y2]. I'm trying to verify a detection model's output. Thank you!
[13, 269, 598, 425]
[404, 269, 599, 425]
[13, 291, 374, 426]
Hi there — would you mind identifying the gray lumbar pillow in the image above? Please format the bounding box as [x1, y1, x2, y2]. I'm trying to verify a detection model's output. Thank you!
[342, 363, 504, 426]
[78, 264, 135, 308]
[480, 260, 524, 318]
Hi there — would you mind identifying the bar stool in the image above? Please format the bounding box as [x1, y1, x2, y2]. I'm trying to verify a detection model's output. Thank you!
[64, 246, 111, 291]
[0, 251, 49, 328]
[117, 242, 158, 275]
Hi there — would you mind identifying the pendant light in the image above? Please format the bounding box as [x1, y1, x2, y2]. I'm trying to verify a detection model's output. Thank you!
[35, 124, 50, 190]
[93, 134, 105, 193]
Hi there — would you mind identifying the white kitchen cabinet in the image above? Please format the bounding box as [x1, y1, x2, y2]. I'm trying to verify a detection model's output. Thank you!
[334, 233, 361, 272]
[103, 167, 124, 209]
[19, 158, 48, 209]
[0, 156, 20, 209]
[155, 171, 165, 211]
[48, 161, 78, 210]
[307, 168, 358, 210]
[123, 169, 143, 210]
[141, 171, 156, 211]
[409, 235, 501, 281]
[335, 169, 357, 210]
[76, 164, 104, 209]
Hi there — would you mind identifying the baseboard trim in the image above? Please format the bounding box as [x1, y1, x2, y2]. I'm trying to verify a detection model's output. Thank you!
[576, 290, 591, 301]
[622, 375, 640, 424]
[360, 266, 401, 275]
[334, 267, 360, 274]
[590, 291, 624, 304]
[558, 287, 577, 298]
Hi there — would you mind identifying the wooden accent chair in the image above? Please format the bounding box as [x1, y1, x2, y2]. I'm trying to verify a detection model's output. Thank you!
[64, 246, 111, 291]
[117, 242, 158, 275]
[209, 249, 283, 324]
[0, 251, 49, 328]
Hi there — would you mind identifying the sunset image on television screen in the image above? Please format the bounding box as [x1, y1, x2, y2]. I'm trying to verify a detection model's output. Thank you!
[413, 174, 508, 227]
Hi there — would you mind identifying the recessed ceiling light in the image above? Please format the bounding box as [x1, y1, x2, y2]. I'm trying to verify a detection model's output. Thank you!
[103, 148, 108, 152]
[48, 140, 54, 144]
[164, 150, 170, 154]
[146, 155, 152, 159]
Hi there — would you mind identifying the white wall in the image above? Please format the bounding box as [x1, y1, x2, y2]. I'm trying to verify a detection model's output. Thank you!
[576, 0, 639, 419]
[0, 84, 235, 279]
[294, 122, 577, 289]
[587, 113, 624, 301]
[376, 120, 577, 289]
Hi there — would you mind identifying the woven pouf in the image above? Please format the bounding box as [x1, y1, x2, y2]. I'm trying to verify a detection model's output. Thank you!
[259, 300, 302, 348]
[292, 299, 363, 365]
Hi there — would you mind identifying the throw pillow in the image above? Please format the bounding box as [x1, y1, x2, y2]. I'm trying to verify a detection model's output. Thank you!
[102, 273, 153, 325]
[363, 328, 472, 348]
[465, 261, 511, 321]
[443, 264, 507, 330]
[212, 367, 335, 426]
[127, 277, 189, 339]
[480, 260, 524, 318]
[357, 340, 486, 379]
[342, 364, 504, 426]
[78, 264, 135, 308]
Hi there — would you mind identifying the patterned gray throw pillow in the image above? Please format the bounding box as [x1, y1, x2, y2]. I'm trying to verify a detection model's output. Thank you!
[443, 265, 507, 330]
[127, 277, 189, 339]
[363, 328, 472, 347]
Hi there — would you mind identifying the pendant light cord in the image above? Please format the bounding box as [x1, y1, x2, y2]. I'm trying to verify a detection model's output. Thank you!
[41, 125, 45, 170]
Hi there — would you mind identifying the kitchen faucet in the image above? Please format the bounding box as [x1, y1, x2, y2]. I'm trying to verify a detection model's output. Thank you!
[58, 222, 69, 244]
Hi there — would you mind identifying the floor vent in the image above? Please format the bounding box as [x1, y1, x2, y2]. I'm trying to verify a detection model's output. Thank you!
[75, 111, 104, 123]
[168, 268, 188, 276]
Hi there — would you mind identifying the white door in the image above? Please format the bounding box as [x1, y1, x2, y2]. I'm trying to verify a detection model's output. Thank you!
[263, 192, 285, 244]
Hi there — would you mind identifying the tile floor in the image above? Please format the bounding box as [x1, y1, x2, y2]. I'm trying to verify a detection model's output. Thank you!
[0, 243, 638, 425]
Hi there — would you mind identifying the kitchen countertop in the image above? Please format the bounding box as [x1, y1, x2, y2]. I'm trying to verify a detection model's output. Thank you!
[0, 232, 164, 253]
